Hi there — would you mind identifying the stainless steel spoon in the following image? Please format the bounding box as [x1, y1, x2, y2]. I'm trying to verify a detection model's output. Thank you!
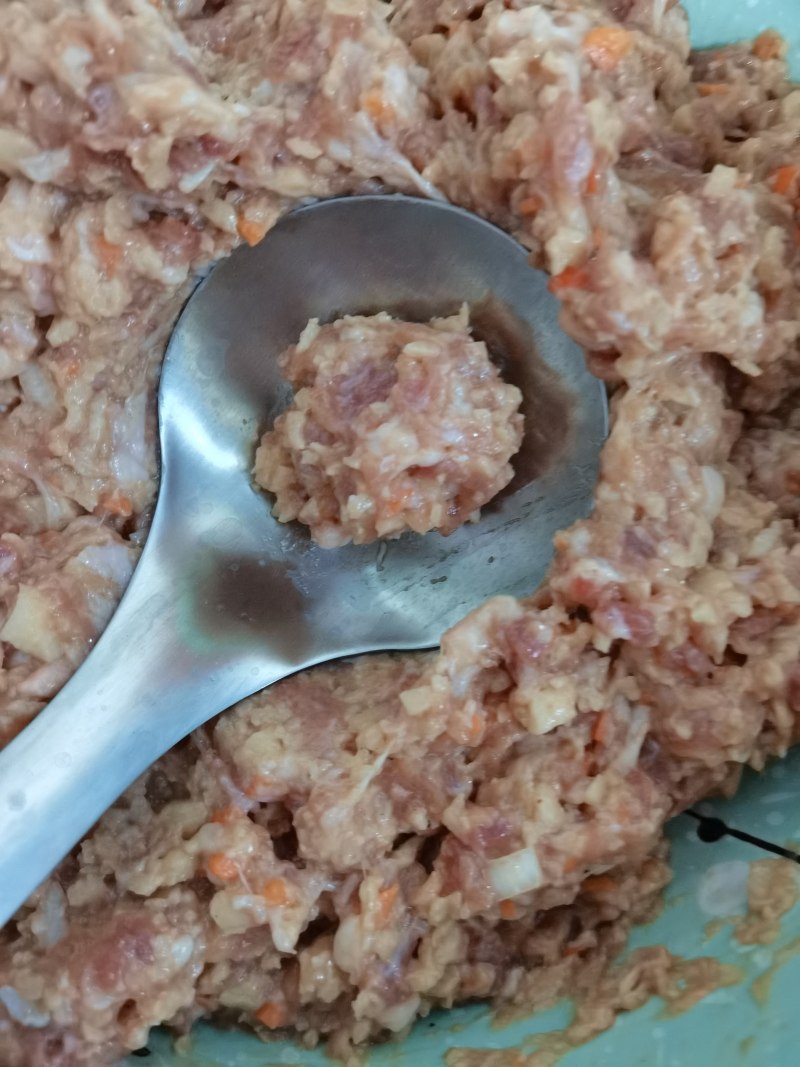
[0, 195, 606, 923]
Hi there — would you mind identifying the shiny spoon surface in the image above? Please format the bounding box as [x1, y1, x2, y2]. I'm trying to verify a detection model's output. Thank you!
[0, 195, 606, 923]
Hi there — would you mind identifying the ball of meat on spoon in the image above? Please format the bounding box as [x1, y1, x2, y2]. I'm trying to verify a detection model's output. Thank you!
[254, 307, 524, 547]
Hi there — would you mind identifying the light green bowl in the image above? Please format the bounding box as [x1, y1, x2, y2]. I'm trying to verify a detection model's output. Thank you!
[135, 4, 800, 1064]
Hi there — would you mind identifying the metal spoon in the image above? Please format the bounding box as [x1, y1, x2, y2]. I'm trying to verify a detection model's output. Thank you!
[0, 195, 606, 923]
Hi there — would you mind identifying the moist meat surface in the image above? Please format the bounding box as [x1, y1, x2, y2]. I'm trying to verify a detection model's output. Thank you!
[1, 1, 800, 1065]
[254, 309, 524, 546]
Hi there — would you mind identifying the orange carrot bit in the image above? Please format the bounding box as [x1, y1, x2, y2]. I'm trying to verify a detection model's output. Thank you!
[585, 166, 602, 195]
[245, 774, 275, 797]
[752, 30, 784, 62]
[771, 165, 800, 197]
[582, 874, 618, 895]
[211, 805, 240, 825]
[236, 214, 269, 247]
[499, 899, 518, 920]
[263, 877, 291, 907]
[92, 235, 123, 277]
[384, 487, 413, 518]
[591, 709, 612, 746]
[465, 712, 484, 744]
[362, 89, 397, 126]
[548, 264, 592, 294]
[376, 883, 400, 925]
[562, 943, 582, 958]
[98, 489, 133, 518]
[62, 357, 81, 383]
[696, 82, 729, 97]
[255, 1001, 288, 1029]
[207, 852, 239, 881]
[563, 855, 580, 875]
[582, 26, 633, 73]
[519, 194, 543, 216]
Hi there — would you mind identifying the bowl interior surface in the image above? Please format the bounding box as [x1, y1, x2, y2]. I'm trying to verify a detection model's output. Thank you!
[133, 3, 800, 1064]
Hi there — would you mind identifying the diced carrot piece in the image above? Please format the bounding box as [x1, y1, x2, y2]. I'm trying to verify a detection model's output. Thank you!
[563, 943, 581, 957]
[548, 265, 592, 294]
[752, 30, 784, 61]
[377, 883, 399, 925]
[246, 775, 275, 796]
[697, 83, 729, 97]
[384, 488, 412, 517]
[519, 195, 542, 216]
[263, 877, 291, 907]
[563, 855, 580, 874]
[62, 357, 81, 383]
[771, 165, 800, 197]
[466, 712, 483, 743]
[207, 852, 238, 881]
[582, 874, 618, 895]
[237, 214, 269, 247]
[211, 806, 239, 825]
[591, 710, 612, 746]
[499, 900, 518, 920]
[582, 26, 632, 72]
[98, 490, 133, 518]
[585, 166, 602, 195]
[256, 1001, 288, 1029]
[363, 89, 397, 126]
[93, 235, 123, 277]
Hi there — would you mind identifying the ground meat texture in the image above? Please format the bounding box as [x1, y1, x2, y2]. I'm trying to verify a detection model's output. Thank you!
[735, 858, 799, 945]
[2, 1, 800, 1065]
[254, 309, 524, 546]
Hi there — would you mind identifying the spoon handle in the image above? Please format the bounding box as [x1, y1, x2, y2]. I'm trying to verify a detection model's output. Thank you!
[0, 559, 290, 926]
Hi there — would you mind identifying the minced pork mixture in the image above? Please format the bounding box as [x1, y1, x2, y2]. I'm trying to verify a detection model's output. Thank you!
[1, 1, 800, 1064]
[254, 308, 524, 546]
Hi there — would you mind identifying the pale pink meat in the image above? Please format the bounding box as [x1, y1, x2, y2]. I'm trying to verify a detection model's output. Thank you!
[254, 309, 524, 546]
[1, 1, 800, 1065]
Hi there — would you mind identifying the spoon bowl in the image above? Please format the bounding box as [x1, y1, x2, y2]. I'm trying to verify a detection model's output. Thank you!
[0, 195, 606, 923]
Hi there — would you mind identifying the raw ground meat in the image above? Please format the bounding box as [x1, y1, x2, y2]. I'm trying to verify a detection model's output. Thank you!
[1, 1, 800, 1066]
[254, 308, 524, 546]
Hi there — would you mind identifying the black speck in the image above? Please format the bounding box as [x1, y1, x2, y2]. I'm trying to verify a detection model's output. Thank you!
[695, 816, 727, 843]
[487, 555, 495, 563]
[430, 575, 448, 585]
[145, 769, 190, 814]
[130, 1050, 151, 1058]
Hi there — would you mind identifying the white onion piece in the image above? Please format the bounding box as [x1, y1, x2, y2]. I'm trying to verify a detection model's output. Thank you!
[18, 364, 58, 410]
[489, 847, 543, 899]
[30, 883, 67, 948]
[613, 704, 650, 775]
[0, 987, 50, 1028]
